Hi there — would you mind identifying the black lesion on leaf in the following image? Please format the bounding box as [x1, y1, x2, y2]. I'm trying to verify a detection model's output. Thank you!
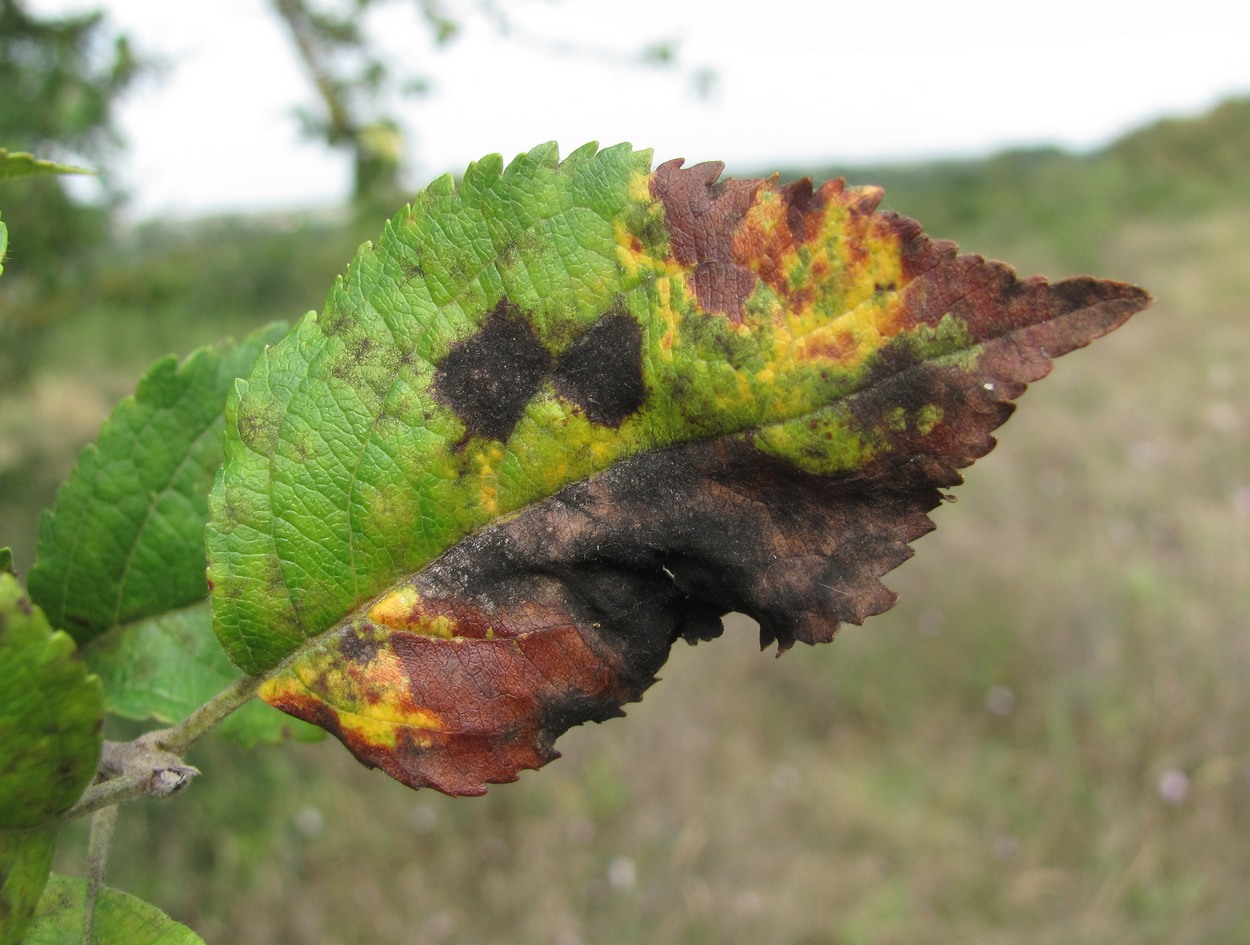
[432, 298, 553, 444]
[420, 436, 936, 669]
[553, 311, 646, 427]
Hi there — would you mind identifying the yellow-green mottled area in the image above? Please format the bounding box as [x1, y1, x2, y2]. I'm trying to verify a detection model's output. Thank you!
[209, 142, 977, 675]
[259, 621, 443, 753]
[368, 587, 463, 639]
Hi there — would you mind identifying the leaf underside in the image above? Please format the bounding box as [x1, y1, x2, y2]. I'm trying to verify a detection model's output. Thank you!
[209, 142, 1150, 795]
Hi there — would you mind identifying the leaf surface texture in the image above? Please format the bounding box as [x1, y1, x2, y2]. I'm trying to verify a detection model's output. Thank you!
[23, 876, 204, 945]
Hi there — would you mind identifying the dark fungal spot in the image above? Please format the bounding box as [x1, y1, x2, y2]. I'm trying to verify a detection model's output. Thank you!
[553, 311, 646, 427]
[432, 298, 553, 444]
[779, 177, 826, 244]
[339, 624, 383, 665]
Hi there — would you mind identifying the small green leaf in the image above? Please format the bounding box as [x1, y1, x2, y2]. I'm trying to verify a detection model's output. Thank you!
[0, 150, 92, 182]
[28, 324, 287, 646]
[0, 574, 102, 828]
[84, 604, 320, 746]
[0, 827, 56, 945]
[23, 875, 205, 945]
[0, 549, 12, 576]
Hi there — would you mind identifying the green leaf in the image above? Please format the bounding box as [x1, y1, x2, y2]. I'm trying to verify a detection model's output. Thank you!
[208, 143, 1150, 794]
[0, 573, 102, 828]
[28, 324, 287, 646]
[0, 549, 12, 576]
[23, 875, 204, 945]
[0, 149, 92, 183]
[0, 827, 56, 945]
[84, 604, 320, 746]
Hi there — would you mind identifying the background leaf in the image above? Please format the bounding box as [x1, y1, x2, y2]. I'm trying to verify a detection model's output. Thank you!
[84, 604, 319, 746]
[28, 324, 286, 644]
[0, 149, 91, 183]
[23, 875, 204, 945]
[0, 575, 101, 945]
[209, 143, 1148, 793]
[0, 573, 101, 828]
[0, 828, 56, 945]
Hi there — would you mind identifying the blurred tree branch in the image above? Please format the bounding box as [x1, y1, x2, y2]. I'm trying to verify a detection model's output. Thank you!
[268, 0, 715, 211]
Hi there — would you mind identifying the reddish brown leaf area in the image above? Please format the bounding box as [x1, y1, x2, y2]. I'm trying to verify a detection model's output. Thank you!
[651, 162, 958, 325]
[266, 568, 685, 795]
[650, 159, 765, 321]
[266, 605, 636, 796]
[845, 273, 1149, 489]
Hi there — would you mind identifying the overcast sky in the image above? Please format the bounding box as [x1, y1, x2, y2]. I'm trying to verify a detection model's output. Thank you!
[29, 0, 1250, 218]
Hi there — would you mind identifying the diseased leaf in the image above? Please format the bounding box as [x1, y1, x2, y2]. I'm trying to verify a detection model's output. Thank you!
[0, 827, 56, 945]
[0, 149, 91, 182]
[208, 143, 1150, 795]
[0, 212, 7, 278]
[23, 875, 205, 945]
[29, 324, 286, 645]
[84, 604, 320, 746]
[0, 573, 102, 828]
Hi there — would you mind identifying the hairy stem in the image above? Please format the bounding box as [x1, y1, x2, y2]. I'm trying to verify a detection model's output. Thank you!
[150, 673, 265, 756]
[82, 805, 117, 945]
[61, 674, 263, 821]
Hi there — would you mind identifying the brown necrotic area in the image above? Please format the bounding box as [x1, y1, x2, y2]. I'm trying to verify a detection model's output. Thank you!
[431, 298, 553, 444]
[272, 435, 946, 794]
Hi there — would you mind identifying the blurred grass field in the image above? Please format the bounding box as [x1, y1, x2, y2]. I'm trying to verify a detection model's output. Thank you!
[5, 99, 1250, 944]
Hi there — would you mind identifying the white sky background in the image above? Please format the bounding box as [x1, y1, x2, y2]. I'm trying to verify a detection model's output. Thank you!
[27, 0, 1250, 219]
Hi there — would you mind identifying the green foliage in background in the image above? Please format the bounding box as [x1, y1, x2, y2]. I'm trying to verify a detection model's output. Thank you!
[0, 0, 138, 280]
